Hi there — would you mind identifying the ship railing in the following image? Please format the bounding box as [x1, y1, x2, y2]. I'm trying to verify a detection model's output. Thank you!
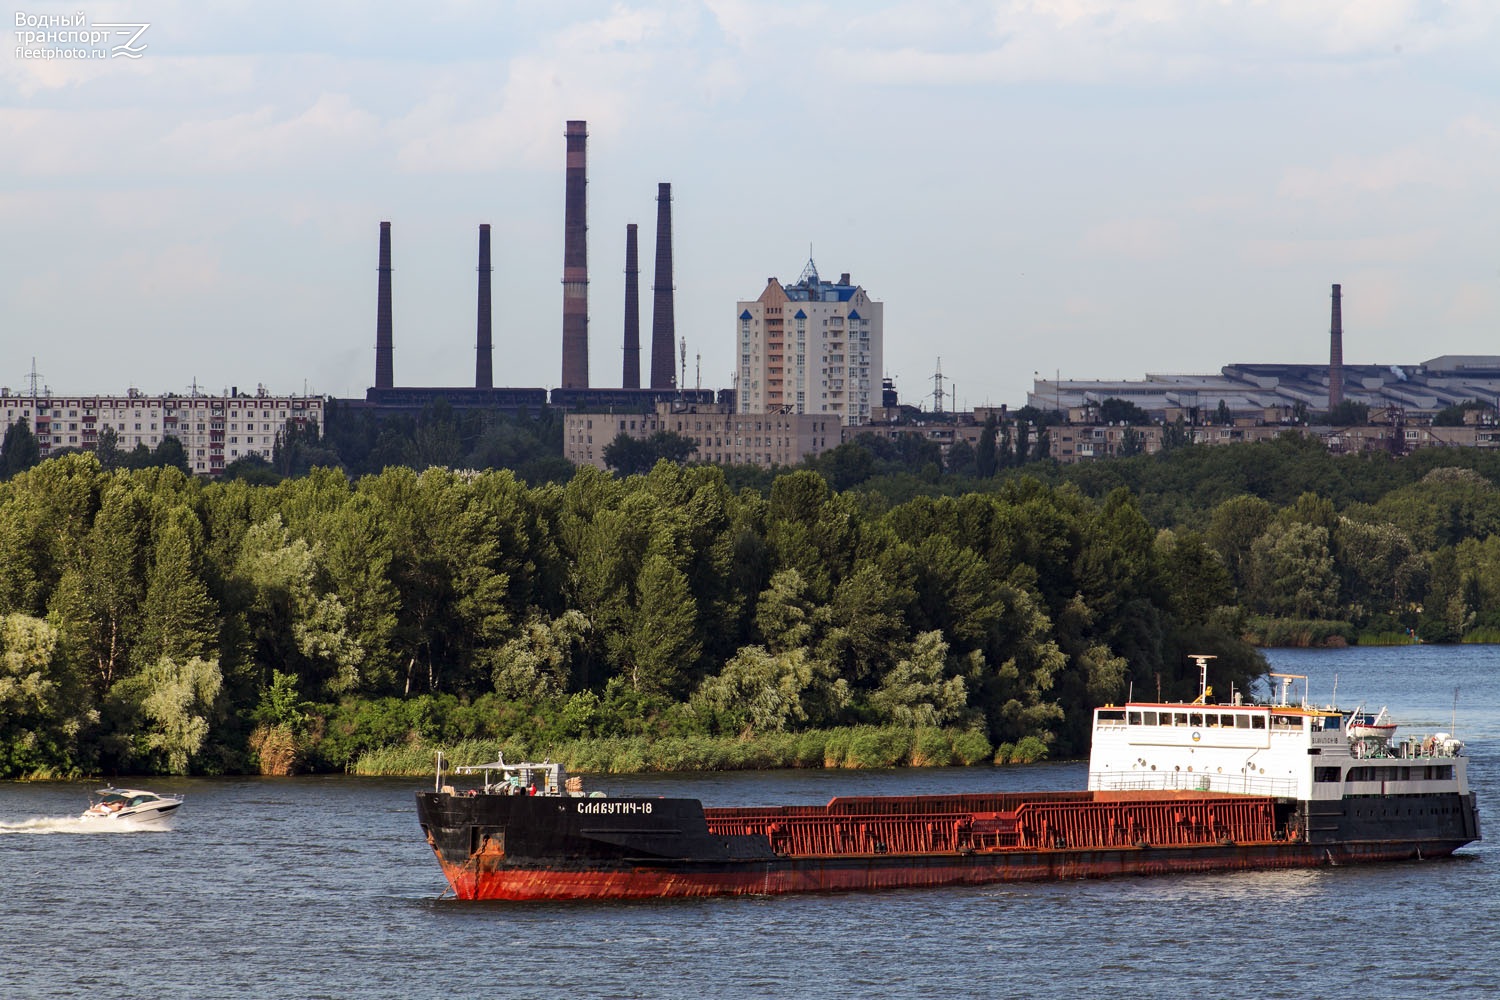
[1088, 771, 1296, 798]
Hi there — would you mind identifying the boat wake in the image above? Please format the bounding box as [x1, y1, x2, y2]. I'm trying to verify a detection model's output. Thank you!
[0, 816, 168, 835]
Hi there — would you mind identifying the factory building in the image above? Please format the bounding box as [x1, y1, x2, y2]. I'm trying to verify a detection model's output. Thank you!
[563, 400, 840, 470]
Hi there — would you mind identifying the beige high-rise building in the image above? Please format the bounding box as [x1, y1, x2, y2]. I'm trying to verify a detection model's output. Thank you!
[735, 260, 882, 425]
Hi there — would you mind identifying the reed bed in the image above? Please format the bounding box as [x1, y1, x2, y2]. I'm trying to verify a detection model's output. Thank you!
[352, 725, 998, 776]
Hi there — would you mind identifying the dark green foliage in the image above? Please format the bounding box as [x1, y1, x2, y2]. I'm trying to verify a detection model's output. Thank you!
[602, 431, 698, 476]
[1, 418, 41, 478]
[1433, 400, 1491, 427]
[1098, 398, 1151, 426]
[11, 424, 1500, 776]
[976, 415, 999, 479]
[1325, 400, 1370, 426]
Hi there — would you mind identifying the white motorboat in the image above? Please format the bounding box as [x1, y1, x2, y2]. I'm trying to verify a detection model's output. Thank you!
[80, 787, 183, 828]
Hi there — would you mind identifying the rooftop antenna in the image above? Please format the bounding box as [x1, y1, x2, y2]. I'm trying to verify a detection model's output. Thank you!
[695, 353, 701, 392]
[679, 337, 687, 392]
[799, 247, 819, 286]
[25, 358, 42, 398]
[932, 358, 946, 414]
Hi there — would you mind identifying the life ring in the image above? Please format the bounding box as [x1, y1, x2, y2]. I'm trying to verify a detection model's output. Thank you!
[1191, 730, 1201, 742]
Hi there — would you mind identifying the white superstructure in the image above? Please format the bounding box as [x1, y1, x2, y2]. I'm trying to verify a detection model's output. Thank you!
[1088, 658, 1470, 804]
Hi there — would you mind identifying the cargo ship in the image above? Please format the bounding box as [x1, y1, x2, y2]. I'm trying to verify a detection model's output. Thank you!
[415, 658, 1480, 901]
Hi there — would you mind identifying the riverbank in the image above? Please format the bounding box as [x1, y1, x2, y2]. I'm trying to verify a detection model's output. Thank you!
[350, 725, 1030, 777]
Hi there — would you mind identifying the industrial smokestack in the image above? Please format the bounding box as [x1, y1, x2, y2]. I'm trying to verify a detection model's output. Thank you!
[561, 120, 590, 388]
[649, 182, 676, 389]
[1329, 283, 1344, 408]
[623, 223, 641, 389]
[476, 223, 493, 389]
[375, 221, 393, 389]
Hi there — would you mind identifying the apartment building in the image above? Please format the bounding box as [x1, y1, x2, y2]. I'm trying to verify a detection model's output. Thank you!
[735, 260, 882, 426]
[0, 388, 324, 476]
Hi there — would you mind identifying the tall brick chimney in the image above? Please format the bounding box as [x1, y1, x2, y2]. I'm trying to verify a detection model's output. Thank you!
[649, 182, 676, 389]
[1329, 283, 1344, 408]
[561, 120, 589, 388]
[476, 223, 493, 389]
[623, 223, 641, 389]
[375, 221, 393, 389]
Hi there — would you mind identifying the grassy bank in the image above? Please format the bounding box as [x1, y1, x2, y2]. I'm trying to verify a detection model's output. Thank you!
[351, 725, 1036, 776]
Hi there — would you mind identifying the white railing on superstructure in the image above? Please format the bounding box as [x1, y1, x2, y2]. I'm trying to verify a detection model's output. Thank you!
[1088, 771, 1297, 798]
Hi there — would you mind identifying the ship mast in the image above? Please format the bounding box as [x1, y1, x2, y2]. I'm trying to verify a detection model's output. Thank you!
[1190, 653, 1216, 705]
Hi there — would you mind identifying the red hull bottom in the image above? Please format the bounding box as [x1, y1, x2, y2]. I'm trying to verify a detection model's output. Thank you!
[440, 841, 1465, 901]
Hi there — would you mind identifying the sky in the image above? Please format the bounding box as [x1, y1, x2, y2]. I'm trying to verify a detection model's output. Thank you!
[2, 0, 1498, 411]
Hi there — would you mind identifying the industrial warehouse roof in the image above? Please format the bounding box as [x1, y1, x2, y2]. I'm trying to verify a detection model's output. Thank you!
[1028, 359, 1500, 419]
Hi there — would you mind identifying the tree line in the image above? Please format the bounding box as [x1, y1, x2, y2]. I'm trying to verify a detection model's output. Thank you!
[0, 452, 1261, 777]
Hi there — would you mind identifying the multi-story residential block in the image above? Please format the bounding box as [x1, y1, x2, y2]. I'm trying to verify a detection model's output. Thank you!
[564, 401, 840, 470]
[0, 387, 324, 476]
[735, 260, 882, 426]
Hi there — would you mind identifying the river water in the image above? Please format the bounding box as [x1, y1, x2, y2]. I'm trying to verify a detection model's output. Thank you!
[3, 646, 1497, 999]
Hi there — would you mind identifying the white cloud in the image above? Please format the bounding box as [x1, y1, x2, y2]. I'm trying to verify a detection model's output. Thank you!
[162, 93, 383, 172]
[1241, 230, 1444, 268]
[809, 0, 1499, 86]
[1080, 217, 1180, 259]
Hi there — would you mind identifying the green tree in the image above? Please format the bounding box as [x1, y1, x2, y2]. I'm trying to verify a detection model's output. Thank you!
[813, 441, 877, 491]
[975, 414, 999, 478]
[622, 552, 700, 696]
[1247, 522, 1338, 619]
[1326, 400, 1370, 426]
[1335, 517, 1421, 621]
[0, 613, 89, 777]
[152, 436, 191, 473]
[945, 438, 976, 477]
[693, 645, 846, 734]
[1432, 401, 1490, 427]
[868, 631, 970, 727]
[1, 418, 41, 478]
[602, 432, 697, 476]
[1098, 398, 1151, 425]
[131, 654, 223, 774]
[1158, 529, 1234, 624]
[94, 427, 124, 471]
[1161, 414, 1192, 451]
[48, 477, 151, 693]
[816, 559, 910, 682]
[236, 515, 363, 699]
[492, 610, 591, 699]
[755, 568, 816, 654]
[1207, 494, 1275, 591]
[1419, 546, 1465, 642]
[136, 508, 219, 666]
